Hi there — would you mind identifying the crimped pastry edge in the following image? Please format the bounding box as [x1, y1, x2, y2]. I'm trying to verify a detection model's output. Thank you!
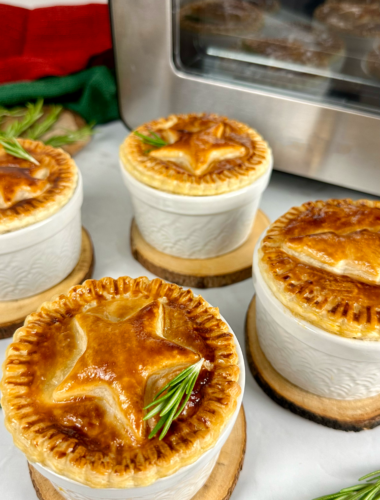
[0, 139, 78, 234]
[1, 276, 241, 488]
[120, 113, 271, 196]
[259, 198, 380, 340]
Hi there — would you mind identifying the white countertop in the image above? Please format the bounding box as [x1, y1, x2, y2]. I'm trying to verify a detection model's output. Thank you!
[1, 121, 379, 500]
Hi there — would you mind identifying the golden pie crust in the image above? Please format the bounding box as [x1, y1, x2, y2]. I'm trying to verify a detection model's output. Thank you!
[120, 113, 271, 196]
[0, 139, 78, 234]
[259, 199, 380, 340]
[180, 0, 263, 36]
[1, 276, 241, 488]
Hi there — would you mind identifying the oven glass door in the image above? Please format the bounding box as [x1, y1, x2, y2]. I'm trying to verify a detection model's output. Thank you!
[174, 0, 380, 116]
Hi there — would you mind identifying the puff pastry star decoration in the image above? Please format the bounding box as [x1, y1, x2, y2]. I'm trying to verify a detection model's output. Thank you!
[149, 122, 246, 176]
[120, 113, 271, 195]
[0, 138, 77, 234]
[1, 277, 241, 488]
[259, 199, 380, 339]
[53, 300, 200, 443]
[0, 163, 49, 209]
[283, 230, 380, 285]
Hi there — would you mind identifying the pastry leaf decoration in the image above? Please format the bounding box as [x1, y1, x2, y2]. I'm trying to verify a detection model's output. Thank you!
[314, 470, 380, 500]
[0, 137, 39, 165]
[134, 131, 168, 149]
[144, 358, 204, 440]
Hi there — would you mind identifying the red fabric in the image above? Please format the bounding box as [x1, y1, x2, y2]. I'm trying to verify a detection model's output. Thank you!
[0, 3, 112, 84]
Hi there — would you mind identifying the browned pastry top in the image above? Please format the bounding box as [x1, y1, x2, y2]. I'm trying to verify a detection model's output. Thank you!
[1, 277, 240, 488]
[315, 1, 380, 37]
[120, 113, 271, 196]
[259, 199, 380, 339]
[180, 0, 263, 35]
[0, 139, 77, 233]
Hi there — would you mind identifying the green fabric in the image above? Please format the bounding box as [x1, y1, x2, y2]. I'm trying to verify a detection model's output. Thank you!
[0, 66, 119, 124]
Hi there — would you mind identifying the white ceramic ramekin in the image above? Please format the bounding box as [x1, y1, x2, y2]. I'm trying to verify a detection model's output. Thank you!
[253, 235, 380, 401]
[0, 173, 83, 301]
[120, 158, 272, 259]
[30, 317, 245, 500]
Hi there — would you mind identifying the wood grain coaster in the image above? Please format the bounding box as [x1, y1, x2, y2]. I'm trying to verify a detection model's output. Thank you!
[130, 210, 270, 289]
[28, 406, 246, 500]
[0, 228, 94, 340]
[246, 296, 380, 432]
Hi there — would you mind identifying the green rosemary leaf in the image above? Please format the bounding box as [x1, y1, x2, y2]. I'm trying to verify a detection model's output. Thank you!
[366, 477, 380, 484]
[143, 385, 180, 411]
[144, 401, 166, 421]
[133, 131, 167, 148]
[160, 384, 186, 417]
[44, 123, 95, 148]
[173, 369, 199, 419]
[150, 131, 163, 141]
[315, 471, 380, 500]
[4, 99, 44, 138]
[27, 105, 63, 140]
[174, 376, 197, 419]
[151, 365, 195, 402]
[365, 484, 380, 500]
[340, 485, 369, 493]
[148, 415, 167, 440]
[361, 472, 380, 481]
[144, 359, 204, 440]
[159, 404, 179, 440]
[0, 106, 25, 119]
[0, 137, 39, 165]
[314, 493, 354, 500]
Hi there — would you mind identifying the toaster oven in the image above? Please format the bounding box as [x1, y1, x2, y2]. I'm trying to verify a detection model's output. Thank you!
[110, 0, 380, 195]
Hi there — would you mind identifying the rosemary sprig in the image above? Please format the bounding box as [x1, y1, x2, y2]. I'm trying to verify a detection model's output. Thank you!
[144, 358, 204, 440]
[44, 123, 95, 148]
[0, 106, 25, 120]
[3, 98, 44, 138]
[0, 137, 39, 165]
[27, 105, 63, 140]
[314, 470, 380, 500]
[134, 131, 167, 148]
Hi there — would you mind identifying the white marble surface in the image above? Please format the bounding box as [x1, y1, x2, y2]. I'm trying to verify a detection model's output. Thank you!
[1, 121, 379, 500]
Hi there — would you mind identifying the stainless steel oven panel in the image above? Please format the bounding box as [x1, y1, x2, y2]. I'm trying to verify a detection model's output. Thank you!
[110, 0, 380, 196]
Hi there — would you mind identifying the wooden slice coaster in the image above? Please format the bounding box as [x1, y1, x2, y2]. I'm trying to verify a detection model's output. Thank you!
[0, 228, 94, 340]
[246, 297, 380, 432]
[28, 406, 246, 500]
[131, 210, 270, 288]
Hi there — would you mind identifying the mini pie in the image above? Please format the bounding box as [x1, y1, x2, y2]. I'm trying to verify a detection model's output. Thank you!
[120, 113, 271, 196]
[314, 1, 380, 37]
[259, 199, 380, 340]
[180, 0, 263, 36]
[0, 139, 78, 234]
[1, 276, 241, 488]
